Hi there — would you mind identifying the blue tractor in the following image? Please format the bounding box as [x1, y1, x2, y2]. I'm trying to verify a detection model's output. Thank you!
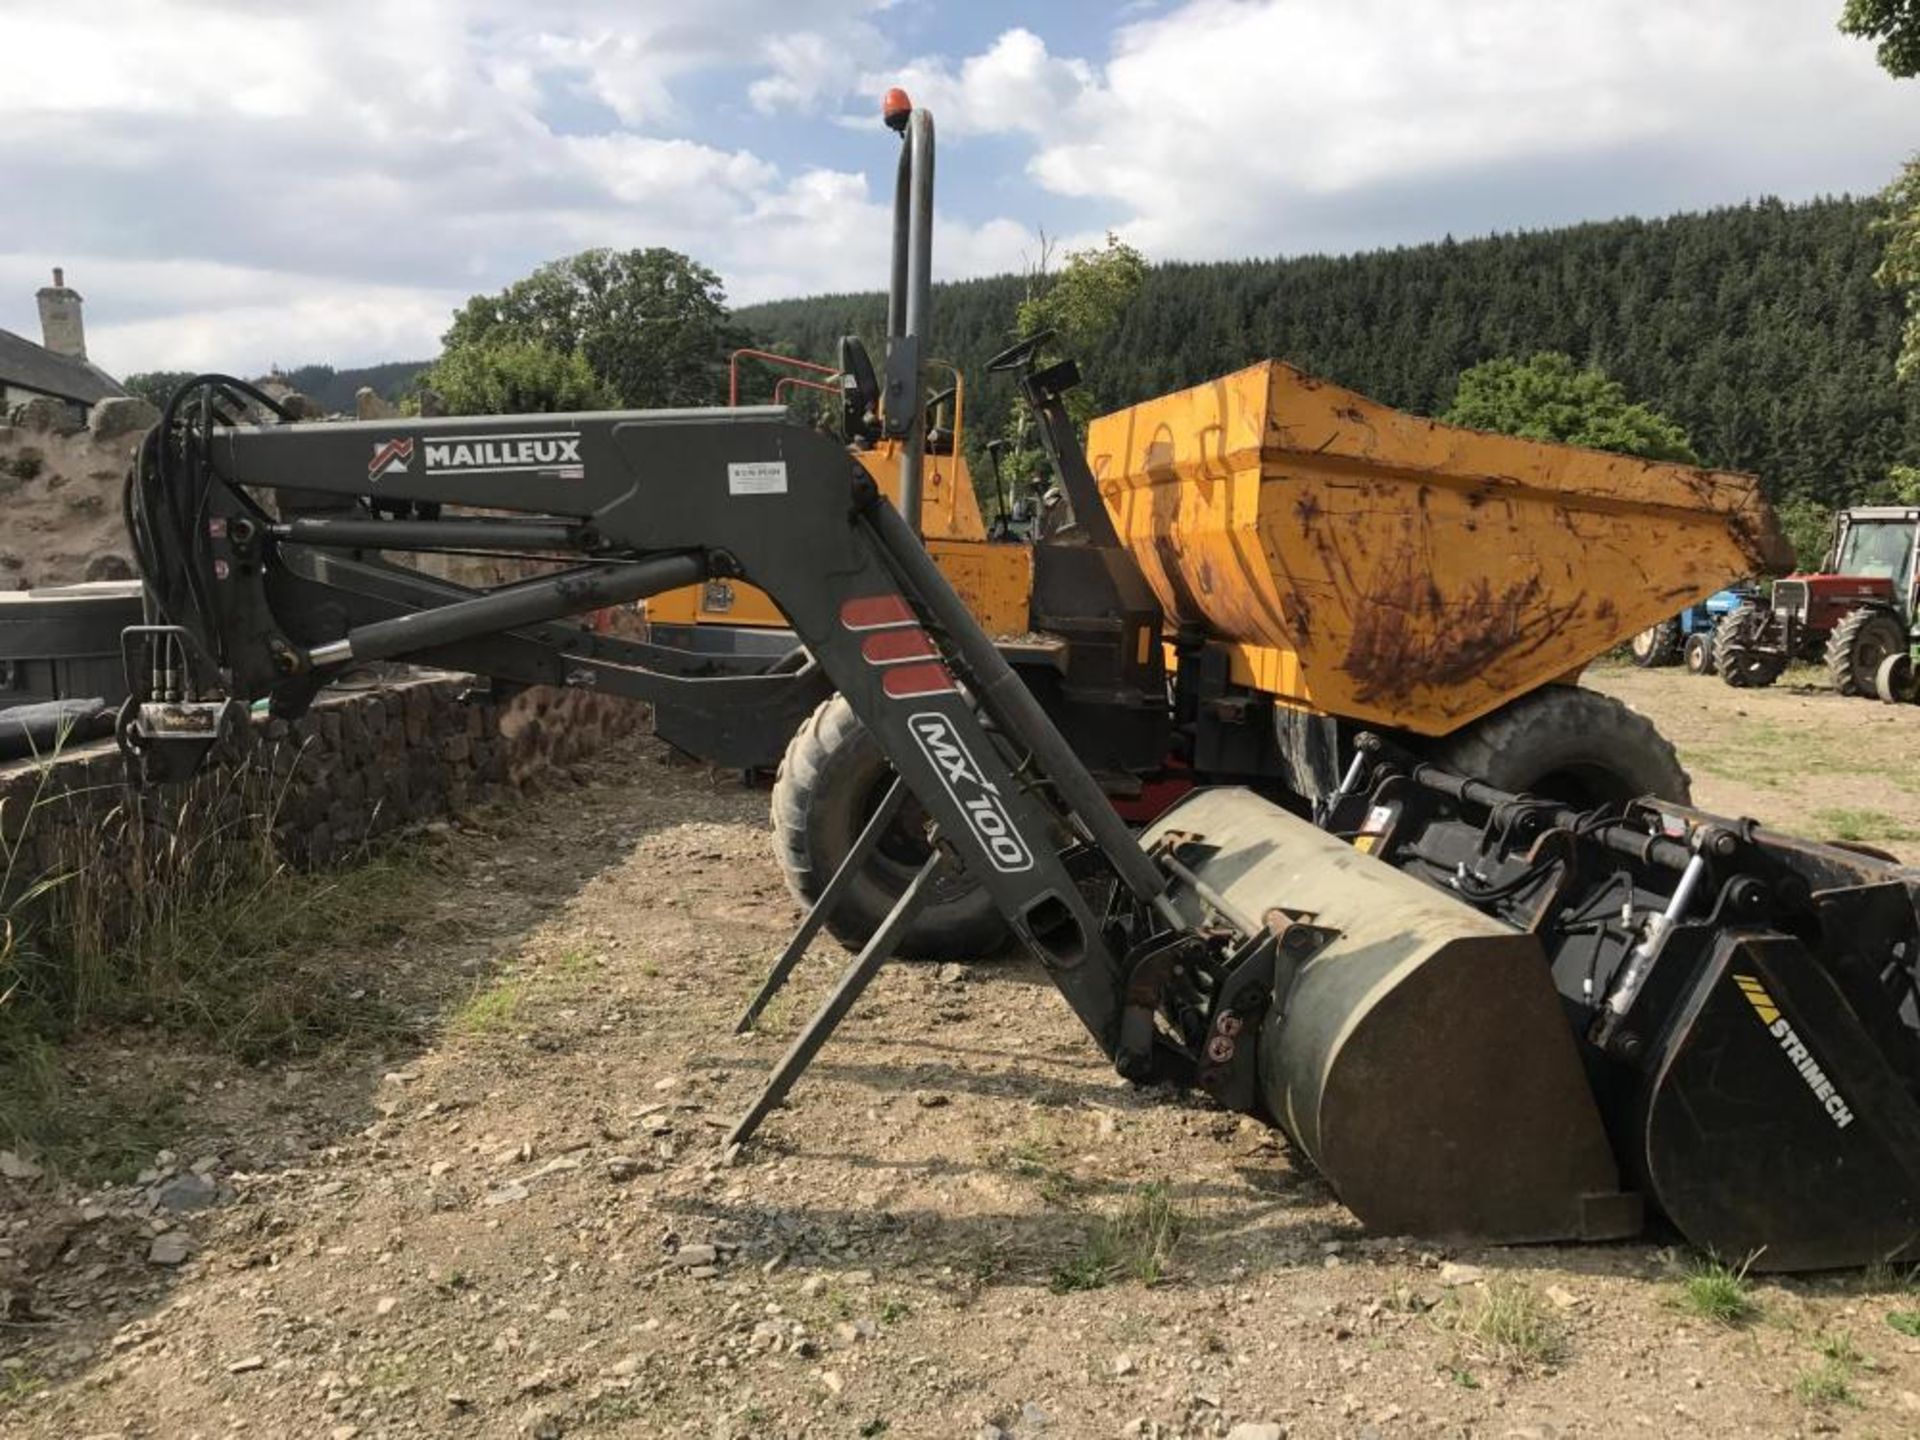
[1627, 586, 1760, 675]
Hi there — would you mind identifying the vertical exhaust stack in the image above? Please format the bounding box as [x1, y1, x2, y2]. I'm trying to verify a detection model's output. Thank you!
[882, 87, 934, 536]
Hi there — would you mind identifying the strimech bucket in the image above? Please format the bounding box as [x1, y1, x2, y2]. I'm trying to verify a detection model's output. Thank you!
[1141, 786, 1640, 1243]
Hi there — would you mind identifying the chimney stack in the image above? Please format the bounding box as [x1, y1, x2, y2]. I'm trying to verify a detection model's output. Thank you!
[36, 267, 86, 360]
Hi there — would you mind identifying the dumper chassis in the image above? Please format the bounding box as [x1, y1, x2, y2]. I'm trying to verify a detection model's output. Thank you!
[114, 100, 1918, 1271]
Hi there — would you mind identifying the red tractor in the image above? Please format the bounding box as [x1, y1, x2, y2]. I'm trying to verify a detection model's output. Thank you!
[1715, 506, 1918, 699]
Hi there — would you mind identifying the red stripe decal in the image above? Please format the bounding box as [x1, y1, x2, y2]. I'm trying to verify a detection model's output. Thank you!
[882, 662, 957, 698]
[862, 629, 937, 664]
[840, 595, 916, 631]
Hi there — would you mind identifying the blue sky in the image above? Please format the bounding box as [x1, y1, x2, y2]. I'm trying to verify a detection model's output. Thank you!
[0, 0, 1912, 376]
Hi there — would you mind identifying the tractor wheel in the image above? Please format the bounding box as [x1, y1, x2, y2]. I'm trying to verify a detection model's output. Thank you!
[1824, 607, 1908, 698]
[1628, 618, 1682, 668]
[1874, 651, 1916, 705]
[1683, 631, 1716, 677]
[1714, 604, 1787, 689]
[1428, 686, 1691, 807]
[770, 694, 1011, 961]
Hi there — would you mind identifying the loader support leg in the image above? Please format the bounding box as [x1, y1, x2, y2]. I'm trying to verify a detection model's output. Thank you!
[726, 849, 947, 1149]
[735, 777, 908, 1034]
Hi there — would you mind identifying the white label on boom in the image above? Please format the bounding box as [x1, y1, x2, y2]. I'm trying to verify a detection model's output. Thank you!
[728, 461, 788, 495]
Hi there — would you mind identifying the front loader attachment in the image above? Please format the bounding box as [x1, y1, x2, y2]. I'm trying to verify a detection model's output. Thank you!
[1143, 780, 1920, 1266]
[1144, 788, 1639, 1243]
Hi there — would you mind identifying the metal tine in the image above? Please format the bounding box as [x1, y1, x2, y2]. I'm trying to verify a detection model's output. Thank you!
[725, 848, 946, 1151]
[734, 776, 909, 1034]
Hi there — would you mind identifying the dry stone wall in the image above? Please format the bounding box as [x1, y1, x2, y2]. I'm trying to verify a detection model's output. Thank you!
[0, 395, 156, 588]
[0, 676, 649, 947]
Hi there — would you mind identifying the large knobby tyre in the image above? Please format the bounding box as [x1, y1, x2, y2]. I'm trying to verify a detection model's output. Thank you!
[1427, 685, 1691, 807]
[1628, 617, 1682, 668]
[1714, 604, 1787, 689]
[770, 694, 1011, 961]
[1683, 630, 1716, 677]
[1824, 607, 1908, 698]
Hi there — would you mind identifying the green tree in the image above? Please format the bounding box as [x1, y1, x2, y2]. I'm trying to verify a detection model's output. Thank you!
[1016, 232, 1148, 378]
[1843, 2, 1920, 378]
[1442, 352, 1700, 462]
[1875, 160, 1920, 380]
[1882, 463, 1920, 502]
[420, 339, 614, 416]
[1839, 0, 1920, 77]
[995, 233, 1147, 507]
[734, 195, 1920, 511]
[441, 248, 743, 408]
[1776, 496, 1837, 571]
[123, 371, 196, 409]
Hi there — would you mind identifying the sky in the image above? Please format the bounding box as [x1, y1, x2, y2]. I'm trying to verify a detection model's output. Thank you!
[0, 0, 1914, 378]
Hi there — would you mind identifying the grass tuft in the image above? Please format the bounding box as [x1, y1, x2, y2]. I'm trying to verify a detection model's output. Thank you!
[1672, 1252, 1761, 1326]
[1445, 1277, 1568, 1372]
[997, 1131, 1087, 1208]
[1049, 1182, 1184, 1293]
[1795, 1360, 1860, 1409]
[451, 977, 523, 1035]
[1795, 1329, 1868, 1409]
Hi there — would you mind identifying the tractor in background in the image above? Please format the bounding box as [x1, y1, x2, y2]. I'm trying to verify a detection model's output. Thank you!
[1627, 584, 1759, 676]
[1715, 506, 1919, 700]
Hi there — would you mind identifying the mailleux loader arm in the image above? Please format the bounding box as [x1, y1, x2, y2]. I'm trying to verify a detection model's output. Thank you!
[122, 385, 1214, 1084]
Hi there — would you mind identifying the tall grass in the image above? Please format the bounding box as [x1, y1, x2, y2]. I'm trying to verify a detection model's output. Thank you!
[0, 729, 427, 1173]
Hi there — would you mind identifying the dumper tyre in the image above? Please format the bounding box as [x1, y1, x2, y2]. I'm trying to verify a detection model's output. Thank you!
[1427, 686, 1691, 806]
[1714, 605, 1787, 689]
[771, 694, 1011, 961]
[1628, 618, 1682, 668]
[1824, 607, 1908, 699]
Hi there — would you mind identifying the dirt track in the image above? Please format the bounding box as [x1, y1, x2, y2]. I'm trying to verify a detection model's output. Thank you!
[3, 673, 1919, 1439]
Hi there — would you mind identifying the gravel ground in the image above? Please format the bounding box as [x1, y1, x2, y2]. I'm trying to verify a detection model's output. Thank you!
[3, 678, 1918, 1439]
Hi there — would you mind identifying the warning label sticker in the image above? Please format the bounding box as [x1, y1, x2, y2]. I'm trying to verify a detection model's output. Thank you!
[728, 461, 788, 495]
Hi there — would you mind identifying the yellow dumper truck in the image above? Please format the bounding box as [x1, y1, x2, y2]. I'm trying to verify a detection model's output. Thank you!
[644, 335, 1786, 958]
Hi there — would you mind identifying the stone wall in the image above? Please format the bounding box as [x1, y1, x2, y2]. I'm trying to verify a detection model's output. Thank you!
[0, 395, 157, 588]
[0, 676, 648, 943]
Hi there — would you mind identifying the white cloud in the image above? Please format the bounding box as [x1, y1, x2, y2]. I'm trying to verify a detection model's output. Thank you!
[0, 0, 1909, 375]
[869, 1, 1916, 259]
[0, 0, 1033, 374]
[751, 27, 884, 115]
[857, 28, 1094, 137]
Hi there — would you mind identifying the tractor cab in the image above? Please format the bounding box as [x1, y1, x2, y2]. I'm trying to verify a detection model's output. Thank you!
[1827, 506, 1919, 621]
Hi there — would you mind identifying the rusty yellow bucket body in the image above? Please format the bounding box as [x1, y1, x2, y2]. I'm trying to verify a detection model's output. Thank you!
[1086, 362, 1790, 735]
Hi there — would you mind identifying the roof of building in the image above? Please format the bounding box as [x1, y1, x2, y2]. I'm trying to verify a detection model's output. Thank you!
[0, 327, 126, 406]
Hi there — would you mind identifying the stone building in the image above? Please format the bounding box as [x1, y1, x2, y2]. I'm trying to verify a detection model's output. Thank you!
[0, 268, 127, 422]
